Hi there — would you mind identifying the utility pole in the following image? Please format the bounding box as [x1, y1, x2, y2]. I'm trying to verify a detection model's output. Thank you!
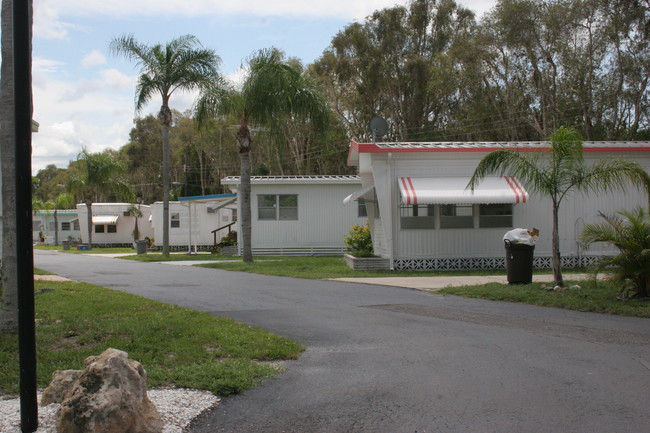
[14, 0, 37, 431]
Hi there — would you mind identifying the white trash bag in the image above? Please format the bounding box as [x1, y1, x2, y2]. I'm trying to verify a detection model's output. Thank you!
[503, 228, 538, 246]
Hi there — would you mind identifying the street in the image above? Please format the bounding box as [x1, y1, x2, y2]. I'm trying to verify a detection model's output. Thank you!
[35, 250, 650, 433]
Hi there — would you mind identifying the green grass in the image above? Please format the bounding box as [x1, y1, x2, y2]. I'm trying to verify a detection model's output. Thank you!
[438, 279, 650, 317]
[0, 280, 304, 397]
[34, 245, 136, 255]
[196, 256, 515, 279]
[121, 252, 239, 262]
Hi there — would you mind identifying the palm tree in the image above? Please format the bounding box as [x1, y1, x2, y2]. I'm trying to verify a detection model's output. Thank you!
[110, 34, 221, 256]
[581, 208, 650, 298]
[67, 149, 134, 249]
[468, 127, 650, 287]
[195, 48, 328, 262]
[127, 202, 143, 243]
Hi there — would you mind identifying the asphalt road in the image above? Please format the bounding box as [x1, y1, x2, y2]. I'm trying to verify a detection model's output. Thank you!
[34, 250, 650, 433]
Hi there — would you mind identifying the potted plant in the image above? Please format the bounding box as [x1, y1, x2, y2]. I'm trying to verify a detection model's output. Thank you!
[343, 222, 388, 270]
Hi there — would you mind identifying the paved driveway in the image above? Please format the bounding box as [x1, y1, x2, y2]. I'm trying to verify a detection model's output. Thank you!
[34, 250, 650, 433]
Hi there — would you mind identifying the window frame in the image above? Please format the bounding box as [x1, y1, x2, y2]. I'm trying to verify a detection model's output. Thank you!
[257, 194, 299, 221]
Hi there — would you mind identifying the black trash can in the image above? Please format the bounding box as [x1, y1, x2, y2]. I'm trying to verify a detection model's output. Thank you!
[135, 239, 148, 255]
[504, 239, 534, 284]
[62, 240, 70, 250]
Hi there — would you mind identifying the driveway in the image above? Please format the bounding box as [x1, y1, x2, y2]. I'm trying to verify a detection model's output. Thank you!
[34, 250, 650, 433]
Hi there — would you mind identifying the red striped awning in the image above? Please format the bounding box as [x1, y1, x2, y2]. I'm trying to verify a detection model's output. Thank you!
[399, 176, 528, 205]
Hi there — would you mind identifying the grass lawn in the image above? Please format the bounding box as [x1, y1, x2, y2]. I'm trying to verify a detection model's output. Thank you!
[195, 256, 512, 279]
[438, 279, 650, 317]
[0, 279, 304, 397]
[121, 252, 239, 262]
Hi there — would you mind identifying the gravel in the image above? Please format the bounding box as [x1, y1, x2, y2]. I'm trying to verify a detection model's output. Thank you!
[0, 388, 220, 432]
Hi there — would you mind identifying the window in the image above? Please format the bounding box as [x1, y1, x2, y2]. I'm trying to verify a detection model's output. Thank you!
[73, 220, 80, 231]
[171, 213, 180, 228]
[400, 204, 435, 229]
[440, 205, 473, 229]
[258, 194, 298, 221]
[95, 225, 105, 233]
[62, 222, 71, 231]
[33, 220, 41, 231]
[107, 224, 117, 233]
[48, 222, 56, 231]
[479, 204, 513, 228]
[358, 198, 368, 218]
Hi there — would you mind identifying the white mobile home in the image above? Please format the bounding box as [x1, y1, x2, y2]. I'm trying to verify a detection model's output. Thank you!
[149, 194, 237, 251]
[32, 210, 81, 245]
[222, 176, 367, 255]
[77, 203, 152, 247]
[347, 141, 650, 270]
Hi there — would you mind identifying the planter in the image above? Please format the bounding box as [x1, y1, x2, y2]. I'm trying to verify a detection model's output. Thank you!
[344, 254, 390, 271]
[220, 245, 238, 257]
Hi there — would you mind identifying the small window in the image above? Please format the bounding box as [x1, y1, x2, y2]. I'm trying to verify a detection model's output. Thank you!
[358, 198, 368, 218]
[61, 222, 71, 231]
[33, 220, 41, 231]
[95, 225, 105, 233]
[440, 204, 473, 229]
[258, 194, 298, 221]
[73, 220, 80, 231]
[400, 204, 436, 229]
[107, 224, 117, 233]
[171, 213, 180, 228]
[479, 204, 513, 228]
[48, 222, 56, 231]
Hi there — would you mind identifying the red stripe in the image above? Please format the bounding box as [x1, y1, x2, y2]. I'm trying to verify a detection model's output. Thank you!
[406, 177, 418, 204]
[504, 176, 521, 203]
[509, 177, 527, 203]
[400, 177, 413, 204]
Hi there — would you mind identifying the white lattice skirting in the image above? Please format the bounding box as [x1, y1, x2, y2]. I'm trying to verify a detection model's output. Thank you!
[393, 255, 603, 271]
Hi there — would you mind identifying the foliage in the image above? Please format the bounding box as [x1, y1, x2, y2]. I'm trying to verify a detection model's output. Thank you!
[0, 280, 303, 396]
[469, 126, 650, 287]
[219, 231, 237, 246]
[344, 222, 374, 257]
[581, 208, 650, 298]
[195, 47, 330, 263]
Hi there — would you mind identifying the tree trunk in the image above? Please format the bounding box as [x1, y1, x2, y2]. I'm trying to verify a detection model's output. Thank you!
[551, 203, 564, 287]
[237, 122, 253, 263]
[86, 200, 93, 248]
[160, 105, 171, 256]
[53, 209, 59, 245]
[0, 0, 17, 332]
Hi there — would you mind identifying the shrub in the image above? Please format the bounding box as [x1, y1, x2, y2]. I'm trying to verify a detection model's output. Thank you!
[344, 222, 374, 257]
[581, 208, 650, 298]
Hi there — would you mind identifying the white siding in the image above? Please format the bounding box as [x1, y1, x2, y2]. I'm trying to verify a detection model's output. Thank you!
[365, 149, 650, 261]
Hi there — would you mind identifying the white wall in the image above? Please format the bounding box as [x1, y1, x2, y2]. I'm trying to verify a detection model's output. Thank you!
[367, 150, 650, 261]
[150, 201, 236, 249]
[77, 203, 152, 246]
[32, 211, 81, 245]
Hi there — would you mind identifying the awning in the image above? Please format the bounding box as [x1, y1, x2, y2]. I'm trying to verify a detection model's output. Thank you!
[343, 184, 375, 205]
[399, 176, 528, 205]
[92, 215, 119, 225]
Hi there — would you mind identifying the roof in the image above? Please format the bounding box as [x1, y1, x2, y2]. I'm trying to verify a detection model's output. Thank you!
[178, 193, 237, 202]
[347, 140, 650, 165]
[222, 175, 361, 185]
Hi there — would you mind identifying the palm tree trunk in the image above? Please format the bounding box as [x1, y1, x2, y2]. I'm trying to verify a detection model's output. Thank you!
[86, 200, 93, 248]
[240, 149, 253, 263]
[0, 0, 17, 332]
[552, 203, 564, 287]
[161, 107, 171, 256]
[54, 209, 59, 245]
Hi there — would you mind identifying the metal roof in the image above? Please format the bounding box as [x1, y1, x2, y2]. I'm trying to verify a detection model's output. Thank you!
[222, 175, 361, 185]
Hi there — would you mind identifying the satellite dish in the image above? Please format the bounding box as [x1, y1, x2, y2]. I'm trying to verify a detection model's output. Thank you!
[369, 116, 388, 142]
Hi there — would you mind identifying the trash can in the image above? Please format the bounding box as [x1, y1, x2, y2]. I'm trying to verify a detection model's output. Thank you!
[135, 240, 148, 255]
[504, 239, 534, 284]
[62, 240, 70, 250]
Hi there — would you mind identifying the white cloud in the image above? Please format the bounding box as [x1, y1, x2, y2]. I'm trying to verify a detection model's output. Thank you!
[33, 1, 75, 39]
[38, 0, 411, 21]
[81, 50, 107, 68]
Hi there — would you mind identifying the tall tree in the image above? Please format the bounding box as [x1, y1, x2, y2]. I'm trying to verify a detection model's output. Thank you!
[196, 48, 329, 262]
[67, 149, 134, 249]
[110, 34, 221, 255]
[469, 126, 650, 287]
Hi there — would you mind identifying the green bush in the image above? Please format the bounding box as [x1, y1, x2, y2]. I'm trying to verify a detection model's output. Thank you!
[581, 207, 650, 298]
[344, 222, 374, 257]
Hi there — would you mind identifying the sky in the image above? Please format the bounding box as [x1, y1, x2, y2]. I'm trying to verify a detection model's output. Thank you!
[25, 0, 497, 174]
